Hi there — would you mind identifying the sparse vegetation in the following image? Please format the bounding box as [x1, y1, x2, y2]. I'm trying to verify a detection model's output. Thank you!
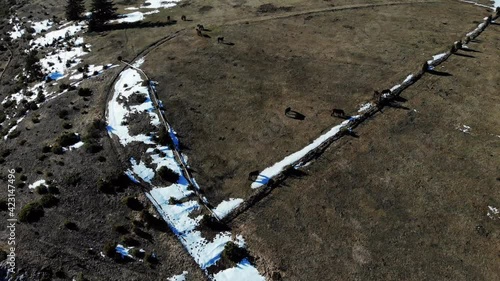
[58, 132, 80, 147]
[19, 202, 44, 223]
[222, 242, 248, 265]
[52, 144, 64, 154]
[98, 179, 114, 194]
[103, 241, 117, 258]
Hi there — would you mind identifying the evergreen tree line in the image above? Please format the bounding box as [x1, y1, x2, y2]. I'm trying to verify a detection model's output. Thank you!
[65, 0, 118, 31]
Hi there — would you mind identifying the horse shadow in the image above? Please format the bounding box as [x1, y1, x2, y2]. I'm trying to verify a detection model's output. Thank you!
[97, 20, 177, 32]
[286, 110, 306, 120]
[427, 69, 452, 76]
[223, 42, 235, 46]
[460, 47, 481, 53]
[454, 52, 475, 58]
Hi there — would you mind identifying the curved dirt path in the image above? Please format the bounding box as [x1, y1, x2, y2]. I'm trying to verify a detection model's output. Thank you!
[0, 47, 13, 82]
[224, 0, 440, 26]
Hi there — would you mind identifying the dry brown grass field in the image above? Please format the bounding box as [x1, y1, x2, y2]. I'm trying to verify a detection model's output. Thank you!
[0, 0, 498, 280]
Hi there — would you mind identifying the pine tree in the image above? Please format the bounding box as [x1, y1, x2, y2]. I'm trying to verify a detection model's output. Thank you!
[89, 0, 117, 31]
[65, 0, 86, 21]
[25, 50, 43, 82]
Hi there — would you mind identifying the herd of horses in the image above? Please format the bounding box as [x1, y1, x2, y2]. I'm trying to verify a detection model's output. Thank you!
[195, 24, 225, 44]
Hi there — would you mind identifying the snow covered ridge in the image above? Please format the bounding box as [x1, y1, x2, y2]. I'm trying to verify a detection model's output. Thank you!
[107, 66, 264, 279]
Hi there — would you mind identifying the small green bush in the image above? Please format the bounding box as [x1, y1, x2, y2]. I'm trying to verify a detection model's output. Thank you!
[103, 241, 117, 258]
[97, 179, 114, 194]
[64, 173, 81, 186]
[52, 144, 64, 154]
[39, 194, 59, 208]
[58, 109, 69, 119]
[64, 220, 78, 230]
[157, 166, 179, 184]
[155, 126, 174, 148]
[168, 197, 182, 205]
[78, 88, 92, 97]
[113, 224, 129, 234]
[42, 145, 51, 153]
[19, 202, 44, 223]
[130, 248, 145, 259]
[84, 141, 102, 154]
[35, 185, 48, 195]
[222, 242, 248, 265]
[145, 252, 158, 265]
[47, 185, 59, 194]
[122, 196, 143, 211]
[58, 132, 80, 147]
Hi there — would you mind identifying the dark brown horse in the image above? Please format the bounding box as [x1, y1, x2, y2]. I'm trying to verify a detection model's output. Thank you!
[331, 109, 345, 117]
[217, 37, 224, 43]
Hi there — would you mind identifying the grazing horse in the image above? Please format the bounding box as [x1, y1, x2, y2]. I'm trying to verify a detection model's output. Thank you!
[285, 107, 291, 115]
[196, 28, 202, 37]
[217, 36, 224, 43]
[181, 15, 187, 21]
[331, 109, 345, 117]
[196, 24, 205, 31]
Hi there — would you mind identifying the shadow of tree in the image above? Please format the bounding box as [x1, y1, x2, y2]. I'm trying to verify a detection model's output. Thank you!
[92, 20, 177, 32]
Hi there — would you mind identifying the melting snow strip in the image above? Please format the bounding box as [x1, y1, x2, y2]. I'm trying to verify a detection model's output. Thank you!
[107, 63, 264, 278]
[213, 198, 245, 219]
[251, 118, 354, 189]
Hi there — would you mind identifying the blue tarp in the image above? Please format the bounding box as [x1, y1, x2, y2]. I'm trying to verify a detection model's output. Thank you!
[47, 72, 63, 81]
